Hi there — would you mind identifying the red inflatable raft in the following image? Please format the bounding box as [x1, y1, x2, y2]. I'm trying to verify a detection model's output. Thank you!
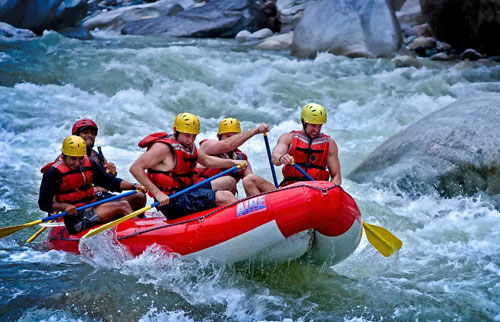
[46, 181, 362, 264]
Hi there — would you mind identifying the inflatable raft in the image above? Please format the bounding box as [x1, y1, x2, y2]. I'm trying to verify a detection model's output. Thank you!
[46, 181, 362, 265]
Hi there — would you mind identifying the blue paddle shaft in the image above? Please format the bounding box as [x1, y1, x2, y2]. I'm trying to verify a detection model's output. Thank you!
[42, 190, 138, 223]
[152, 165, 241, 209]
[292, 163, 314, 181]
[263, 133, 279, 188]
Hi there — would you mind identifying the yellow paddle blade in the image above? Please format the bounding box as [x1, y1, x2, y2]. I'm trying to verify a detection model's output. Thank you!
[0, 219, 43, 239]
[82, 205, 152, 239]
[363, 221, 402, 257]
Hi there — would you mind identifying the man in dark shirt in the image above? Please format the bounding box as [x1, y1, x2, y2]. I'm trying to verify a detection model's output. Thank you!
[38, 135, 145, 234]
[70, 118, 146, 208]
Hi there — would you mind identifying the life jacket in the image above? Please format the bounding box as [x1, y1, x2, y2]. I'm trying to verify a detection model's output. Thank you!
[138, 132, 198, 195]
[41, 156, 96, 207]
[196, 139, 248, 182]
[281, 130, 330, 186]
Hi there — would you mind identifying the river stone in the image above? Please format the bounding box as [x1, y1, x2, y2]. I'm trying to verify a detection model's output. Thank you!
[347, 92, 500, 198]
[291, 0, 402, 58]
[256, 31, 293, 50]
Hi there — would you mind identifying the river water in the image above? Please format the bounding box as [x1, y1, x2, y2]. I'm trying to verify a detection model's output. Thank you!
[1, 31, 499, 321]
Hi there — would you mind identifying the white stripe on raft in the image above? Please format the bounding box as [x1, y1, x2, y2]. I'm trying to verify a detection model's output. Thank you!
[186, 220, 288, 263]
[310, 219, 362, 265]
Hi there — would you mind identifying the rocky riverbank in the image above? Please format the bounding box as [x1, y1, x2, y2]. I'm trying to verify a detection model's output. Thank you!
[1, 0, 500, 64]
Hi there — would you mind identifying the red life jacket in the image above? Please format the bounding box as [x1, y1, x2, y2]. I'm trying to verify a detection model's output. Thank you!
[281, 130, 330, 186]
[196, 139, 247, 183]
[41, 156, 96, 207]
[138, 132, 198, 195]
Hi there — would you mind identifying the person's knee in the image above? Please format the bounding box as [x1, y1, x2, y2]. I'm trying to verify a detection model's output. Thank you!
[215, 190, 237, 204]
[242, 174, 256, 186]
[117, 200, 133, 213]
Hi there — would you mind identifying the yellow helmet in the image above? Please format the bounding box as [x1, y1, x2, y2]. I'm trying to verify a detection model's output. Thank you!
[300, 103, 327, 124]
[62, 135, 86, 157]
[218, 118, 241, 135]
[173, 113, 200, 134]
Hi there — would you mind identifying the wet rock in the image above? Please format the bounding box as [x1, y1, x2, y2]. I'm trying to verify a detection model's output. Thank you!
[408, 36, 436, 50]
[460, 48, 482, 61]
[291, 0, 402, 58]
[57, 25, 93, 40]
[275, 0, 308, 31]
[256, 31, 293, 50]
[436, 40, 451, 53]
[430, 52, 452, 61]
[396, 0, 424, 25]
[413, 23, 432, 37]
[84, 0, 187, 32]
[121, 0, 265, 38]
[251, 28, 273, 39]
[420, 0, 500, 55]
[347, 92, 500, 199]
[235, 29, 252, 41]
[0, 21, 37, 40]
[392, 55, 423, 68]
[0, 0, 88, 34]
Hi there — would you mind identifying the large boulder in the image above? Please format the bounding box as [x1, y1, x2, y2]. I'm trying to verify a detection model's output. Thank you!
[0, 0, 88, 34]
[275, 0, 309, 32]
[84, 0, 189, 32]
[291, 0, 402, 58]
[420, 0, 500, 55]
[347, 92, 500, 198]
[396, 0, 424, 26]
[121, 0, 265, 38]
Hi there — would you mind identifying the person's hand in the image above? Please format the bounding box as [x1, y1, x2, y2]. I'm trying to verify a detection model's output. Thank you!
[233, 160, 248, 170]
[104, 162, 117, 176]
[255, 123, 270, 134]
[94, 186, 107, 193]
[134, 183, 147, 193]
[155, 191, 170, 206]
[64, 204, 77, 216]
[279, 154, 294, 165]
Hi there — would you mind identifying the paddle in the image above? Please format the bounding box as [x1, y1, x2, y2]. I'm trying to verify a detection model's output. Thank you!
[26, 225, 49, 243]
[82, 163, 245, 239]
[0, 190, 139, 239]
[291, 162, 402, 257]
[263, 133, 278, 187]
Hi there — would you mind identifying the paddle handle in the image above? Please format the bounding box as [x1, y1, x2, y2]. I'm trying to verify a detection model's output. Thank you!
[263, 133, 279, 188]
[42, 189, 139, 223]
[292, 162, 314, 181]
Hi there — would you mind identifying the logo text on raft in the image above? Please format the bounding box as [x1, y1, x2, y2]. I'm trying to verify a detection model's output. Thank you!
[237, 196, 266, 217]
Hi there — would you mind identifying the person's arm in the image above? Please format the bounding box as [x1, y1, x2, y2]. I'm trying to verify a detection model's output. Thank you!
[271, 133, 293, 166]
[200, 123, 269, 155]
[38, 168, 78, 215]
[130, 143, 172, 206]
[197, 150, 247, 170]
[91, 159, 124, 192]
[327, 139, 342, 185]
